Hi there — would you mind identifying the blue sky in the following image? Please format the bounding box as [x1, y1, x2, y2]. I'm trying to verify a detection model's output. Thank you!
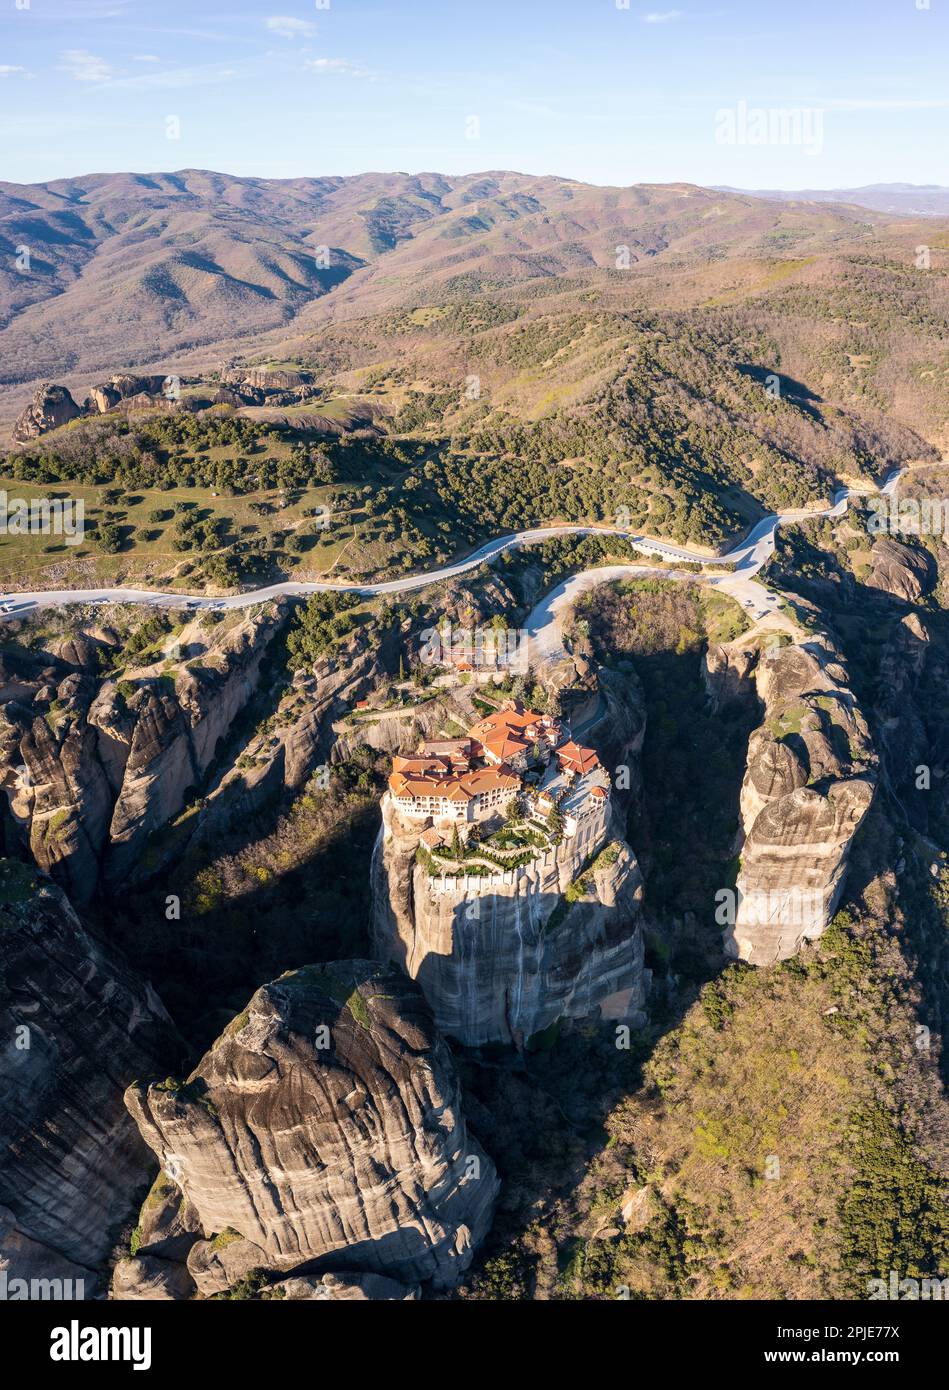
[1, 0, 947, 187]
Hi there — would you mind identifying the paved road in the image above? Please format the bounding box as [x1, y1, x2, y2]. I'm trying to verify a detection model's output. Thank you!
[524, 469, 909, 665]
[0, 466, 909, 623]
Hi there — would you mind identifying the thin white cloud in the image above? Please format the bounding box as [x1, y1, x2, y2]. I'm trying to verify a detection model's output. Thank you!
[304, 57, 373, 78]
[265, 15, 318, 40]
[509, 99, 558, 119]
[131, 54, 161, 63]
[811, 96, 949, 111]
[105, 64, 240, 91]
[642, 9, 684, 21]
[60, 50, 113, 83]
[0, 65, 30, 78]
[39, 1, 135, 17]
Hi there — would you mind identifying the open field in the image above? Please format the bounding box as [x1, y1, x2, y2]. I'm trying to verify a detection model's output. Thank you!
[0, 476, 356, 591]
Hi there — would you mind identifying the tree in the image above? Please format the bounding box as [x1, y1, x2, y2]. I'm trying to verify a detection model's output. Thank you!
[97, 522, 123, 553]
[285, 591, 362, 670]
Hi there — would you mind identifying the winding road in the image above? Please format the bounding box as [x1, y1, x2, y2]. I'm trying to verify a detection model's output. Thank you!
[0, 468, 910, 650]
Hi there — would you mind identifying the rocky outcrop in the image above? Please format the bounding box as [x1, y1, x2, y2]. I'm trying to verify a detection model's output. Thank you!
[865, 537, 933, 602]
[0, 603, 288, 896]
[12, 374, 178, 441]
[872, 612, 942, 833]
[726, 637, 876, 965]
[189, 629, 398, 846]
[271, 1272, 418, 1300]
[111, 1253, 196, 1301]
[703, 641, 759, 712]
[103, 605, 287, 885]
[121, 961, 497, 1295]
[0, 862, 180, 1296]
[222, 366, 310, 392]
[108, 373, 168, 399]
[0, 668, 115, 902]
[12, 383, 81, 442]
[86, 384, 121, 414]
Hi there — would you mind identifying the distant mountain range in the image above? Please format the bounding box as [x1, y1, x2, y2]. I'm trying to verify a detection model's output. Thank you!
[0, 171, 898, 386]
[0, 170, 946, 451]
[717, 184, 949, 217]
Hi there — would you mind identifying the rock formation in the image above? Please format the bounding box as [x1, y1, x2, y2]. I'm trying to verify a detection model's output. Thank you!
[0, 862, 181, 1297]
[0, 602, 288, 897]
[871, 612, 943, 836]
[222, 366, 310, 392]
[107, 373, 168, 399]
[703, 640, 758, 712]
[99, 604, 286, 885]
[725, 637, 876, 964]
[0, 664, 114, 904]
[865, 537, 933, 602]
[120, 960, 497, 1296]
[372, 800, 645, 1047]
[12, 374, 181, 441]
[12, 382, 81, 442]
[190, 624, 402, 848]
[86, 383, 121, 414]
[270, 1271, 418, 1300]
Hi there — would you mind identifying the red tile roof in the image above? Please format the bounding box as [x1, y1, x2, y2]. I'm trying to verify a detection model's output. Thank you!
[557, 740, 601, 776]
[469, 703, 557, 760]
[389, 762, 519, 803]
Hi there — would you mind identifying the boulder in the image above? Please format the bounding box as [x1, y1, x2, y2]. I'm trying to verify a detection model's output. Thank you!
[112, 1254, 195, 1301]
[87, 384, 121, 413]
[12, 383, 81, 442]
[109, 373, 168, 399]
[124, 961, 498, 1291]
[865, 537, 933, 602]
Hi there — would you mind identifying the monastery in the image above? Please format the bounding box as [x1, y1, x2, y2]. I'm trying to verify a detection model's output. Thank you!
[387, 700, 611, 841]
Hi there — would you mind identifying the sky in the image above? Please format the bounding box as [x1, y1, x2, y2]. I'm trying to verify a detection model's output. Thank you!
[1, 0, 947, 188]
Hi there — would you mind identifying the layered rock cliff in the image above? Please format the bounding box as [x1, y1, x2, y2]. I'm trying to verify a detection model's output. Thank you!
[721, 636, 876, 964]
[0, 861, 180, 1296]
[119, 960, 498, 1296]
[190, 624, 403, 849]
[98, 604, 286, 886]
[871, 611, 938, 828]
[0, 603, 288, 897]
